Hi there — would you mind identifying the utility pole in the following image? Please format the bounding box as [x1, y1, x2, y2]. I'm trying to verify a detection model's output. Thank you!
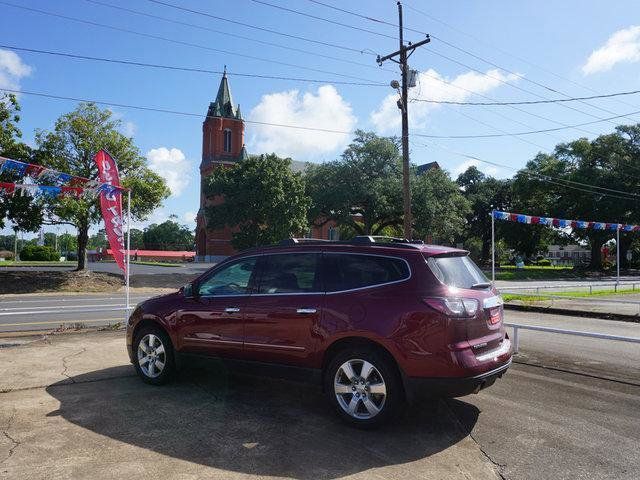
[377, 2, 430, 240]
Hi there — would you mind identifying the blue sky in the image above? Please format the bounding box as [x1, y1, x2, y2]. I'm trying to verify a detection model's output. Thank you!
[1, 0, 640, 238]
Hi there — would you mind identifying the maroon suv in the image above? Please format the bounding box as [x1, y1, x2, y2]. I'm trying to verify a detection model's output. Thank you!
[127, 237, 512, 427]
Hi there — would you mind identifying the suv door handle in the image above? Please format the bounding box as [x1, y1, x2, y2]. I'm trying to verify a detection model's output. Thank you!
[296, 308, 317, 314]
[224, 307, 240, 313]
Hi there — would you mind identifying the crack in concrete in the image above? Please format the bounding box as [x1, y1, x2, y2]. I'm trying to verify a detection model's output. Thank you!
[0, 410, 20, 464]
[60, 347, 87, 382]
[444, 400, 509, 480]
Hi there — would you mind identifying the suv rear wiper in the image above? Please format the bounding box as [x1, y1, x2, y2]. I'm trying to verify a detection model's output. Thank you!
[470, 282, 492, 289]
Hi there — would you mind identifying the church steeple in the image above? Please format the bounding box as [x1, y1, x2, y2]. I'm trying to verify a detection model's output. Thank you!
[197, 69, 248, 260]
[207, 67, 238, 119]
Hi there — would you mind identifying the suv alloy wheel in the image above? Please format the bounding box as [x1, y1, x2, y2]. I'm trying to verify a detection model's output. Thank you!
[325, 348, 402, 428]
[134, 326, 175, 385]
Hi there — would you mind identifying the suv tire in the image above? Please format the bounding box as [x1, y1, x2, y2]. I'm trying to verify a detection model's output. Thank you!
[324, 347, 402, 428]
[133, 325, 175, 385]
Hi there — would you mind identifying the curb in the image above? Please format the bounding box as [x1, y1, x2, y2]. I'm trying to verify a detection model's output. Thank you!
[504, 303, 640, 323]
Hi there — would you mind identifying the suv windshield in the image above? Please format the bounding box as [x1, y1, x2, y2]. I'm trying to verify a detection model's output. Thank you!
[426, 254, 489, 289]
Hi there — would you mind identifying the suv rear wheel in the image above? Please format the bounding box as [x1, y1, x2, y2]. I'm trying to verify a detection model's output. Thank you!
[324, 347, 402, 428]
[133, 326, 175, 385]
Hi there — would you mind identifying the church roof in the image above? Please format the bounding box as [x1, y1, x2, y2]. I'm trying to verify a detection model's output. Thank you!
[207, 70, 239, 119]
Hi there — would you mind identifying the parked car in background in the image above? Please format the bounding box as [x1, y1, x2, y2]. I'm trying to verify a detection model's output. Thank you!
[127, 236, 512, 427]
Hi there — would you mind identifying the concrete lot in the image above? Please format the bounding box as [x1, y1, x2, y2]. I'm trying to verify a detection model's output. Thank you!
[0, 330, 638, 479]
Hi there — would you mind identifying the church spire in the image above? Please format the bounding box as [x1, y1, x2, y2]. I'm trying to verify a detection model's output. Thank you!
[207, 66, 238, 118]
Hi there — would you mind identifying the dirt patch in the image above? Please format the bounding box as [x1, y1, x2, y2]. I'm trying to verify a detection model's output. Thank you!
[0, 271, 200, 294]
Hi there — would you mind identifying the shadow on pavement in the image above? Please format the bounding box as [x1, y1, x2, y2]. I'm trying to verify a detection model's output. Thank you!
[46, 365, 480, 479]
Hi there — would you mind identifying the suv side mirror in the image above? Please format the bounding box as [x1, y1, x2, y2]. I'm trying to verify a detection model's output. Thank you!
[183, 283, 196, 298]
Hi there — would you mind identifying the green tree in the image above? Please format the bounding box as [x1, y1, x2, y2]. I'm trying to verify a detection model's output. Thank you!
[0, 93, 43, 233]
[412, 167, 470, 244]
[205, 154, 310, 250]
[143, 216, 194, 250]
[508, 125, 640, 269]
[305, 130, 403, 235]
[35, 103, 169, 270]
[457, 166, 512, 262]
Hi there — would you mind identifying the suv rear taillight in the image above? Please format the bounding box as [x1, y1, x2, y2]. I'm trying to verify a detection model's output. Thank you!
[423, 297, 479, 317]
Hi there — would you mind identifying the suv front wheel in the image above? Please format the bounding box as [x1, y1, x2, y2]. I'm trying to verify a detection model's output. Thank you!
[133, 326, 175, 385]
[324, 347, 402, 428]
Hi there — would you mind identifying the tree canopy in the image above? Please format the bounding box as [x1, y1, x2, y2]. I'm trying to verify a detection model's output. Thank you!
[35, 103, 169, 269]
[143, 216, 194, 250]
[205, 154, 310, 250]
[0, 93, 43, 232]
[305, 130, 404, 236]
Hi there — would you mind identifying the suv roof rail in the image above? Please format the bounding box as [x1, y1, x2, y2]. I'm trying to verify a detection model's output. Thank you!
[278, 238, 332, 246]
[276, 236, 424, 250]
[351, 235, 425, 245]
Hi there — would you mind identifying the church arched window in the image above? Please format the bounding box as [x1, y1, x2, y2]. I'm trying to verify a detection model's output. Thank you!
[223, 129, 232, 153]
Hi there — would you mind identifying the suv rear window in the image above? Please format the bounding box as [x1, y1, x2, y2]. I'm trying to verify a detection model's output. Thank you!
[323, 253, 410, 292]
[426, 254, 489, 289]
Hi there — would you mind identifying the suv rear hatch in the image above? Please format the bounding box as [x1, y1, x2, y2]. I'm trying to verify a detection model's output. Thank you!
[424, 252, 507, 358]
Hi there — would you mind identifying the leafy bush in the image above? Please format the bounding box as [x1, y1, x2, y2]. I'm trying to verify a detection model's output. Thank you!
[536, 259, 552, 266]
[19, 245, 60, 261]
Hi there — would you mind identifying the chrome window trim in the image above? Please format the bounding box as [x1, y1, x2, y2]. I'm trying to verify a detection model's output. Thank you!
[323, 252, 412, 295]
[201, 250, 412, 296]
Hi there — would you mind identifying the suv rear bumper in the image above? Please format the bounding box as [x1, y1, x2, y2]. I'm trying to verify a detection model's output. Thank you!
[405, 360, 511, 400]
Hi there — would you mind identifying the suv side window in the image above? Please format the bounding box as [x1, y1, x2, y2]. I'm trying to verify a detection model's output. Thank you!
[257, 253, 321, 294]
[323, 253, 410, 292]
[198, 257, 257, 296]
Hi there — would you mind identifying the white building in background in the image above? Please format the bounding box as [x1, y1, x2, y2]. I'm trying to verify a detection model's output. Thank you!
[546, 244, 591, 265]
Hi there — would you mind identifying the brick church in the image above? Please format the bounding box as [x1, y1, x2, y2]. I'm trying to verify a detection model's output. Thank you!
[195, 71, 247, 261]
[195, 72, 341, 261]
[195, 72, 439, 261]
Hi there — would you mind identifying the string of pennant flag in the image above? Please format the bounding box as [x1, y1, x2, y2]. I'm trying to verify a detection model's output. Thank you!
[493, 210, 640, 232]
[0, 156, 128, 198]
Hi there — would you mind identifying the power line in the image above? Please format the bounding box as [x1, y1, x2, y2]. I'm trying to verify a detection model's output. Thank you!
[411, 109, 640, 139]
[410, 89, 640, 106]
[0, 44, 387, 87]
[0, 1, 379, 83]
[0, 88, 355, 135]
[296, 0, 612, 135]
[3, 87, 638, 141]
[401, 4, 640, 119]
[248, 0, 397, 40]
[1, 87, 637, 201]
[303, 0, 637, 124]
[402, 1, 640, 112]
[411, 140, 640, 201]
[84, 0, 386, 74]
[422, 47, 609, 134]
[145, 0, 369, 55]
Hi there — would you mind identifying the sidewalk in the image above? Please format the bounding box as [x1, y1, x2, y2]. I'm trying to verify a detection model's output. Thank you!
[505, 293, 640, 318]
[0, 331, 501, 480]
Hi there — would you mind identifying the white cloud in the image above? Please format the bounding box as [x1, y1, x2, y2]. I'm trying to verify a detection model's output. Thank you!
[370, 68, 520, 134]
[146, 147, 191, 197]
[0, 49, 32, 92]
[453, 159, 498, 177]
[122, 121, 137, 137]
[183, 211, 197, 226]
[248, 85, 356, 159]
[582, 26, 640, 74]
